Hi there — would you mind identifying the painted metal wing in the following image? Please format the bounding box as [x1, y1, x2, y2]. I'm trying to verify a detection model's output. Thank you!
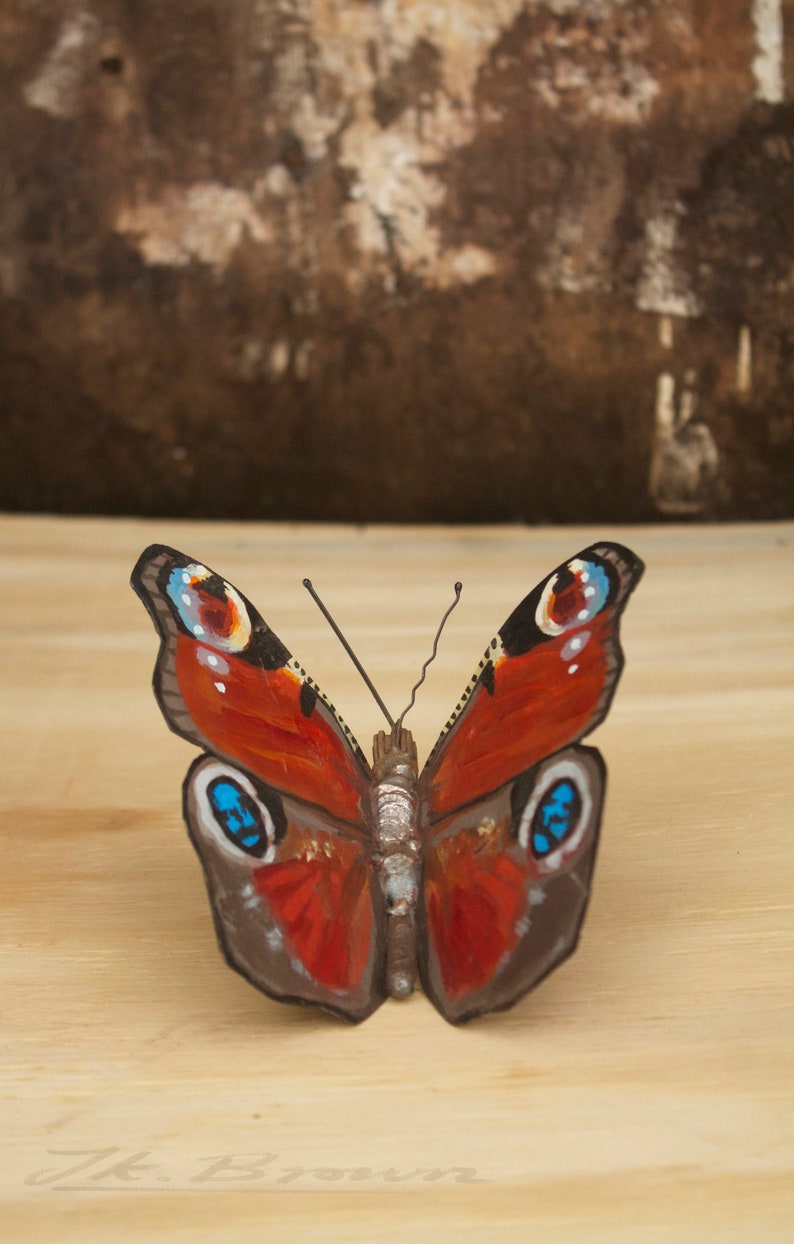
[132, 545, 386, 1023]
[417, 543, 644, 1023]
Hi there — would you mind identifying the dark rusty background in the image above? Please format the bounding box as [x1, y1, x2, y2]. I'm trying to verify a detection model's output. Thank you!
[1, 1, 792, 523]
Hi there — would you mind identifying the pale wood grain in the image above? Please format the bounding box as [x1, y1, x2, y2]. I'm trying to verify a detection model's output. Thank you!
[1, 516, 792, 1242]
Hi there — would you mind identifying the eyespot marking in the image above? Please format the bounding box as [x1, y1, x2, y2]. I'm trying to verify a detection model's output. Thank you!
[535, 558, 611, 638]
[167, 562, 252, 653]
[207, 776, 274, 859]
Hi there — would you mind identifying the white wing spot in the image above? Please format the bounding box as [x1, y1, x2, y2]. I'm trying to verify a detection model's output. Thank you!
[567, 664, 579, 675]
[214, 681, 226, 693]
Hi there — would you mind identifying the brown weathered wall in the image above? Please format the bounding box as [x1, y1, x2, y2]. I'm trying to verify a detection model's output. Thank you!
[1, 0, 792, 521]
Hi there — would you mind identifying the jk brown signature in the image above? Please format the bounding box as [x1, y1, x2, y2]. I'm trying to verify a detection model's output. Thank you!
[25, 1149, 490, 1190]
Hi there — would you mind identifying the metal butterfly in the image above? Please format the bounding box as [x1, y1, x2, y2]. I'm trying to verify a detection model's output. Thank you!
[132, 542, 643, 1024]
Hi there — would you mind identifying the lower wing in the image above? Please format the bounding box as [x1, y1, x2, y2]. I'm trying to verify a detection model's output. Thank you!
[184, 756, 387, 1024]
[419, 746, 604, 1023]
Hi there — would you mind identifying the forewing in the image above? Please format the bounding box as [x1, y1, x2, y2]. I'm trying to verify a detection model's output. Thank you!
[419, 746, 604, 1023]
[132, 545, 371, 826]
[419, 542, 643, 821]
[185, 756, 387, 1023]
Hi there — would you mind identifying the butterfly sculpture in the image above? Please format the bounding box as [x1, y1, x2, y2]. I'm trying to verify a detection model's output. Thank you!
[132, 542, 643, 1024]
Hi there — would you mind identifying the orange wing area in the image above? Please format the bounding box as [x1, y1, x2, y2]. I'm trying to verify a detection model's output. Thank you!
[254, 835, 374, 994]
[174, 633, 369, 825]
[423, 825, 527, 1001]
[425, 610, 614, 820]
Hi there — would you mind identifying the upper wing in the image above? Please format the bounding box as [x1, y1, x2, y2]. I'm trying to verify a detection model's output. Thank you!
[132, 545, 385, 1022]
[418, 542, 644, 1023]
[132, 544, 371, 826]
[419, 542, 644, 822]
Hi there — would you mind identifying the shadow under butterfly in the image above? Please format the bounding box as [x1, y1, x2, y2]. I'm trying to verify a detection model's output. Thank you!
[131, 542, 643, 1024]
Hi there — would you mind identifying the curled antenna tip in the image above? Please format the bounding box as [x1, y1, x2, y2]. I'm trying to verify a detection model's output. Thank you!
[394, 578, 464, 732]
[302, 577, 312, 589]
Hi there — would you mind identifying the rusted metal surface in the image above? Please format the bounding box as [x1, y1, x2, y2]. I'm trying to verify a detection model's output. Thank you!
[0, 1, 791, 520]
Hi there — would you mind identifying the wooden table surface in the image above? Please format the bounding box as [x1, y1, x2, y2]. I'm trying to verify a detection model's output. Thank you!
[2, 515, 792, 1242]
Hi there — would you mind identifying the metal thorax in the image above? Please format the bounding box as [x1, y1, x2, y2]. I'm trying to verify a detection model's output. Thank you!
[371, 728, 420, 999]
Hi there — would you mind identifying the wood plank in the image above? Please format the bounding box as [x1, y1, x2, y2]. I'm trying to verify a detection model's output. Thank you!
[1, 516, 792, 1241]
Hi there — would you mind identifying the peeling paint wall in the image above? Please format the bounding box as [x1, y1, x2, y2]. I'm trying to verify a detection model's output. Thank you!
[1, 0, 792, 521]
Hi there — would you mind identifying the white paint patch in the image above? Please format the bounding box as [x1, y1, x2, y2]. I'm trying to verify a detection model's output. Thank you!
[530, 14, 660, 126]
[561, 631, 589, 661]
[342, 118, 447, 277]
[736, 325, 753, 394]
[659, 315, 674, 349]
[649, 368, 720, 515]
[23, 11, 100, 119]
[654, 372, 676, 433]
[307, 0, 526, 288]
[434, 244, 498, 288]
[268, 339, 291, 378]
[116, 183, 271, 271]
[259, 163, 293, 198]
[636, 206, 701, 318]
[537, 208, 608, 294]
[291, 91, 345, 162]
[752, 0, 784, 104]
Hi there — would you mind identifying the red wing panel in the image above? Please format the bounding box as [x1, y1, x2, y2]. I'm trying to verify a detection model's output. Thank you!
[424, 827, 526, 1001]
[173, 633, 368, 825]
[426, 610, 612, 818]
[255, 836, 374, 993]
[421, 543, 643, 821]
[132, 545, 370, 826]
[185, 757, 386, 1023]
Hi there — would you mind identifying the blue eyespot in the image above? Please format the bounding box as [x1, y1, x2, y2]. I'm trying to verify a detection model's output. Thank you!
[207, 778, 271, 858]
[531, 779, 582, 858]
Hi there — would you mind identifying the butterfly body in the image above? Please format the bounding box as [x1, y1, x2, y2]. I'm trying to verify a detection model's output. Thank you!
[371, 728, 421, 999]
[133, 540, 643, 1024]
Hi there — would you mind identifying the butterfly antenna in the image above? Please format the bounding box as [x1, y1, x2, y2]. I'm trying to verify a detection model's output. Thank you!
[394, 582, 462, 735]
[302, 579, 396, 729]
